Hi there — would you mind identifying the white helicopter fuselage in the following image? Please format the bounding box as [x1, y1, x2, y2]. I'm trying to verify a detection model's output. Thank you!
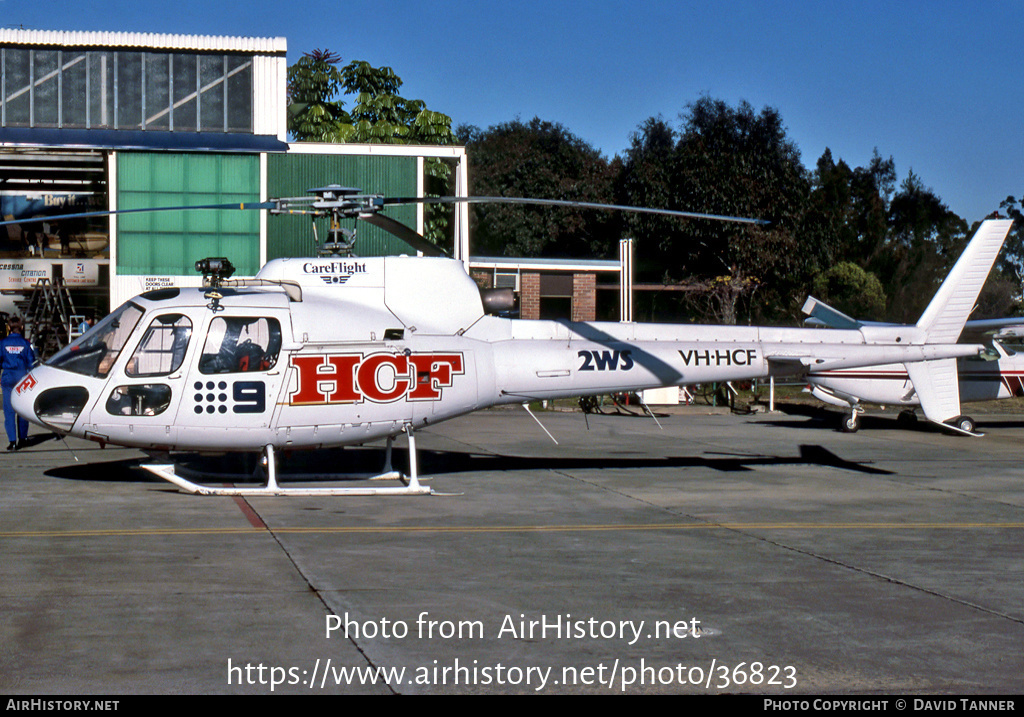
[11, 254, 986, 453]
[12, 255, 991, 450]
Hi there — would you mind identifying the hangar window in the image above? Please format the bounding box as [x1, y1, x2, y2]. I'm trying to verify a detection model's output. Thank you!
[1, 47, 252, 132]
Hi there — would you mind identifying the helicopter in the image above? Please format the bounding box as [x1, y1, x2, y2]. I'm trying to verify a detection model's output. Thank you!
[3, 188, 1014, 496]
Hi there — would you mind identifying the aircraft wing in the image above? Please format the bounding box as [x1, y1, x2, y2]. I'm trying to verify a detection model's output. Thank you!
[962, 317, 1024, 341]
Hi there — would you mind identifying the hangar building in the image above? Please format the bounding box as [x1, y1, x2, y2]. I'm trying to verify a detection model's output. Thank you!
[0, 28, 618, 345]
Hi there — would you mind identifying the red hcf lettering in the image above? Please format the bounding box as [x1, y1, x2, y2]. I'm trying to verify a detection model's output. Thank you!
[289, 352, 464, 405]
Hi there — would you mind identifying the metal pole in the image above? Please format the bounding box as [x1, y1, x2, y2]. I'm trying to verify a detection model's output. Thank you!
[619, 238, 634, 322]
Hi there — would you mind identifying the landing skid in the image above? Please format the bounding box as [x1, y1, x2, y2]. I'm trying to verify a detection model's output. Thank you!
[141, 427, 433, 496]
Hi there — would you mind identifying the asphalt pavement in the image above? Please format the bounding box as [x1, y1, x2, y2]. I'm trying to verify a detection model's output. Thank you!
[1, 403, 1022, 694]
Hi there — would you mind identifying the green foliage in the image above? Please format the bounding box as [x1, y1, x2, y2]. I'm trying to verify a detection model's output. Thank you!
[617, 99, 811, 323]
[286, 51, 457, 246]
[996, 195, 1024, 281]
[804, 148, 895, 273]
[287, 53, 455, 149]
[811, 261, 886, 318]
[286, 61, 1017, 324]
[460, 117, 617, 258]
[286, 49, 350, 142]
[878, 171, 967, 322]
[803, 149, 971, 323]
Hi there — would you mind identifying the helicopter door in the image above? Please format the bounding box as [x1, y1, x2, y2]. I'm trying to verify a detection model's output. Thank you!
[406, 345, 478, 425]
[174, 314, 286, 447]
[96, 313, 193, 448]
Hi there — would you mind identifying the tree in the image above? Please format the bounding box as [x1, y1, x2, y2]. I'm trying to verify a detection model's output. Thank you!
[802, 148, 895, 275]
[878, 172, 966, 322]
[800, 150, 970, 323]
[286, 51, 457, 245]
[287, 53, 455, 149]
[617, 98, 811, 323]
[811, 261, 886, 319]
[286, 49, 350, 142]
[338, 61, 455, 150]
[996, 195, 1024, 290]
[458, 118, 617, 258]
[615, 117, 684, 277]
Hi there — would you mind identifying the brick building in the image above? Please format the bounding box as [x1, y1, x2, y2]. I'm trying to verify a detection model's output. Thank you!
[470, 256, 620, 321]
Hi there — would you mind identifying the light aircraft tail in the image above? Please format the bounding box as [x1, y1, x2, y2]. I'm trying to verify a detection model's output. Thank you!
[915, 219, 1014, 344]
[904, 219, 1012, 434]
[804, 219, 1014, 435]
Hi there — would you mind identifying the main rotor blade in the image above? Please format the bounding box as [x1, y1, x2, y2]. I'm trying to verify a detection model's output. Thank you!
[357, 212, 447, 257]
[0, 202, 277, 227]
[384, 196, 770, 226]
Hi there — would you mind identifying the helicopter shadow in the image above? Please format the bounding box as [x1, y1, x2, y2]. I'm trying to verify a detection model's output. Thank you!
[46, 457, 151, 483]
[43, 441, 893, 484]
[411, 444, 894, 476]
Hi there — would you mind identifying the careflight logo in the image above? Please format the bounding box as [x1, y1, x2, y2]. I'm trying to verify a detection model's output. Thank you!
[289, 352, 465, 405]
[302, 260, 367, 285]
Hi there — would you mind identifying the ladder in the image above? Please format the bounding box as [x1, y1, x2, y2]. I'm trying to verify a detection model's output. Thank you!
[25, 277, 77, 359]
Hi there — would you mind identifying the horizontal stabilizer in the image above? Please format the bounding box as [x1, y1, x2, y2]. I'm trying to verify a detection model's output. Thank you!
[903, 358, 966, 428]
[801, 296, 862, 330]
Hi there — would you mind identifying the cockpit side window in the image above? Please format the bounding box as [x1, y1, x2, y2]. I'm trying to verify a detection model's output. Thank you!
[198, 317, 282, 374]
[126, 314, 192, 377]
[47, 302, 145, 378]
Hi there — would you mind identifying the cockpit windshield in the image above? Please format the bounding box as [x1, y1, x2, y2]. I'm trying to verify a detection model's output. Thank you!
[47, 302, 145, 378]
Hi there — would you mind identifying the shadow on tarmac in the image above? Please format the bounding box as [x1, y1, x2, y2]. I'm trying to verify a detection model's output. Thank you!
[44, 441, 894, 486]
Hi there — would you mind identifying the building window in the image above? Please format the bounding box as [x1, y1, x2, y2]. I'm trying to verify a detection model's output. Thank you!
[494, 270, 519, 292]
[1, 47, 253, 133]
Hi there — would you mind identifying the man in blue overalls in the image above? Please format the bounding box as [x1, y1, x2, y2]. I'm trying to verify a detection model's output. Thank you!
[1, 317, 35, 450]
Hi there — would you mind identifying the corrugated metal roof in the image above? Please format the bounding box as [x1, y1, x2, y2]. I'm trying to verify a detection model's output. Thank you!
[0, 29, 286, 54]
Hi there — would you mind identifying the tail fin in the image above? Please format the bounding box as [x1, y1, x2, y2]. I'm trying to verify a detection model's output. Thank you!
[916, 219, 1014, 343]
[907, 219, 1014, 435]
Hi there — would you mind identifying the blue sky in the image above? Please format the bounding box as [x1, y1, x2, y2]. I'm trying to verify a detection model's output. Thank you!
[5, 0, 1021, 224]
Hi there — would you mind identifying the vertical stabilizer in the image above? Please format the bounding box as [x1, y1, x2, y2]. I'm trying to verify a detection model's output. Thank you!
[916, 219, 1014, 343]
